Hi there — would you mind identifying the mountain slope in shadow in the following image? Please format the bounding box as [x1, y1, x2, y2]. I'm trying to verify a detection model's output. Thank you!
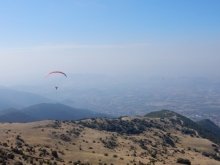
[0, 103, 113, 122]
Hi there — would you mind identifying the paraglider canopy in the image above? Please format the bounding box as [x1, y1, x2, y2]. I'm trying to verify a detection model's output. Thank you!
[45, 71, 67, 78]
[45, 71, 67, 90]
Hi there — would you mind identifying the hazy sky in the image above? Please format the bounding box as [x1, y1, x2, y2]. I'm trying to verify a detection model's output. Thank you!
[0, 0, 220, 85]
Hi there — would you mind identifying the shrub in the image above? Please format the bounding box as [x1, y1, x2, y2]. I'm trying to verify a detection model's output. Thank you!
[8, 153, 14, 159]
[14, 161, 23, 165]
[51, 151, 58, 158]
[3, 143, 8, 147]
[12, 148, 23, 155]
[202, 151, 210, 157]
[176, 158, 191, 165]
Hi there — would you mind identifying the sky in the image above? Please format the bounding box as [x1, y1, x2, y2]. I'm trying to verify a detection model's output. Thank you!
[0, 0, 220, 85]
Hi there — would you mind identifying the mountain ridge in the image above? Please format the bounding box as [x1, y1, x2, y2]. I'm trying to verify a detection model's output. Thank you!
[145, 109, 220, 144]
[0, 103, 113, 122]
[0, 88, 53, 110]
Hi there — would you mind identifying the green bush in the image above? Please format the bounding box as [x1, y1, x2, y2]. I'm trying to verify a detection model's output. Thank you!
[51, 150, 58, 158]
[176, 158, 191, 165]
[202, 151, 209, 157]
[8, 153, 14, 159]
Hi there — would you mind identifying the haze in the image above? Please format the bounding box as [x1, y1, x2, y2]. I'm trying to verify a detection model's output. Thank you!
[0, 0, 220, 86]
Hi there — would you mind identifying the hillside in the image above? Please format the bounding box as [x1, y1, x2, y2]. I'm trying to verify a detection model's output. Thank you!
[197, 119, 220, 136]
[0, 103, 112, 122]
[145, 110, 220, 144]
[0, 112, 220, 164]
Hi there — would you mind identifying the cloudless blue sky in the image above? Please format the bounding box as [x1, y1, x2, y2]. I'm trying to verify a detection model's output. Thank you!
[0, 0, 220, 85]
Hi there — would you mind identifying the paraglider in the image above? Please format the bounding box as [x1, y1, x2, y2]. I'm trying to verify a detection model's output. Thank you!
[45, 71, 67, 78]
[45, 71, 67, 90]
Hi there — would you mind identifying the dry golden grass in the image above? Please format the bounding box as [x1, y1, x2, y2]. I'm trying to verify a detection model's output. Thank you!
[0, 118, 219, 165]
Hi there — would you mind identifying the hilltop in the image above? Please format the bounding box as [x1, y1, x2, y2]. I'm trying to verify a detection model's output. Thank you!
[0, 110, 219, 164]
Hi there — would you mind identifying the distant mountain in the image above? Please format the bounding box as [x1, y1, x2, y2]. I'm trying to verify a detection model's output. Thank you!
[197, 119, 220, 136]
[21, 103, 112, 121]
[0, 88, 53, 110]
[0, 103, 113, 122]
[0, 96, 23, 110]
[0, 108, 37, 122]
